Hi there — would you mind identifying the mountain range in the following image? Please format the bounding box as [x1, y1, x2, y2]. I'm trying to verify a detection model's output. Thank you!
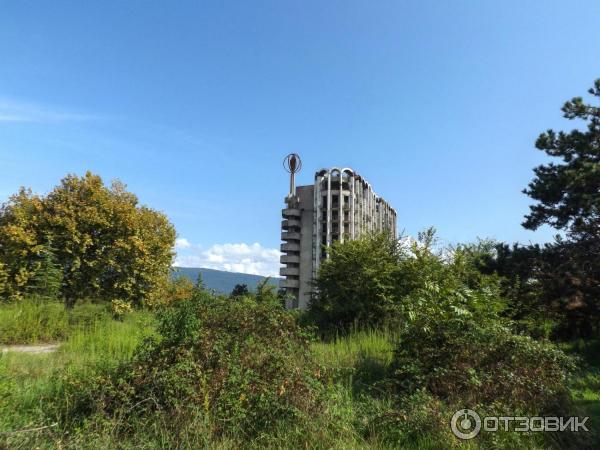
[172, 267, 281, 294]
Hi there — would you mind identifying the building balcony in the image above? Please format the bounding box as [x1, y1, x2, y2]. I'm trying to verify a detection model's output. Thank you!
[281, 219, 301, 229]
[281, 231, 300, 240]
[282, 208, 301, 218]
[280, 266, 299, 277]
[281, 278, 299, 289]
[280, 254, 300, 264]
[280, 242, 300, 252]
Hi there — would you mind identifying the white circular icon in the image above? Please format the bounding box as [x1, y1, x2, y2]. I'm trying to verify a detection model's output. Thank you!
[451, 409, 481, 440]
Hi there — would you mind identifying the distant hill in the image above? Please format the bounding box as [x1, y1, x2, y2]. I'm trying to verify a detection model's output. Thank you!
[172, 267, 281, 294]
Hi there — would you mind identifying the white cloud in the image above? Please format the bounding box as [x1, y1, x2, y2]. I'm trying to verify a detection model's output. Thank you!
[0, 98, 92, 123]
[175, 237, 191, 249]
[174, 242, 282, 277]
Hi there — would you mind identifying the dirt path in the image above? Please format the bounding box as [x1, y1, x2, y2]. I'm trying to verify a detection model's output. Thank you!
[1, 344, 60, 354]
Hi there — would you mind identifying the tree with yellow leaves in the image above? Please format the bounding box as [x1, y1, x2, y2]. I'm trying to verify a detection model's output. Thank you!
[0, 172, 176, 307]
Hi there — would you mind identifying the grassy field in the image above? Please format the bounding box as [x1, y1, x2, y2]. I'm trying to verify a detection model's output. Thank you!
[1, 300, 599, 449]
[0, 301, 156, 448]
[563, 340, 600, 437]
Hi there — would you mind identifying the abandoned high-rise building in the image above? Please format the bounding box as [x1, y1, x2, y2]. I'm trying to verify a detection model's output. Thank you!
[280, 157, 397, 309]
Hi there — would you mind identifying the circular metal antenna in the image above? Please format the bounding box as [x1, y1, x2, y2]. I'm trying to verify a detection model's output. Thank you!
[283, 153, 302, 174]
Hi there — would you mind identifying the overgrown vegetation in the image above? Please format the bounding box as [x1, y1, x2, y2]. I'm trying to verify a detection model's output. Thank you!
[81, 292, 325, 440]
[1, 79, 599, 448]
[0, 291, 598, 448]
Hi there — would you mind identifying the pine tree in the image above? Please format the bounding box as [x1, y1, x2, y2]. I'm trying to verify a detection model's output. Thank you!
[29, 246, 63, 300]
[194, 273, 204, 291]
[231, 283, 249, 298]
[523, 78, 600, 240]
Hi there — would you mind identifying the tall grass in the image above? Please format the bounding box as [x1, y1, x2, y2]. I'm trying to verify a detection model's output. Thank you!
[312, 328, 395, 370]
[60, 311, 156, 372]
[0, 298, 69, 344]
[0, 308, 155, 447]
[312, 328, 396, 392]
[0, 298, 140, 345]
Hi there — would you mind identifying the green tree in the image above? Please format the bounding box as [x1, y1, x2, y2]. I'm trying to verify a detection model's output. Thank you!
[0, 172, 176, 307]
[520, 78, 600, 337]
[29, 246, 63, 299]
[0, 261, 7, 298]
[523, 78, 600, 240]
[0, 188, 46, 300]
[309, 232, 402, 332]
[194, 272, 204, 291]
[230, 283, 249, 298]
[161, 276, 194, 304]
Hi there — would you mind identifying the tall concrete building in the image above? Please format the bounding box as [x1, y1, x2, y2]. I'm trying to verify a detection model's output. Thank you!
[280, 165, 397, 309]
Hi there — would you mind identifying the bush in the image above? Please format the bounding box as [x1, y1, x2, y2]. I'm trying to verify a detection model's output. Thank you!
[309, 229, 506, 335]
[309, 232, 402, 333]
[393, 317, 575, 411]
[76, 291, 325, 439]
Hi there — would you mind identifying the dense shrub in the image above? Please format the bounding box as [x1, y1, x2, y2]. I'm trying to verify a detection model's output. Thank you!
[390, 249, 576, 416]
[309, 229, 505, 334]
[75, 291, 325, 439]
[309, 232, 402, 332]
[392, 314, 575, 412]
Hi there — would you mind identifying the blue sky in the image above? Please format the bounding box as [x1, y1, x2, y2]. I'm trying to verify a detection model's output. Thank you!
[1, 1, 599, 276]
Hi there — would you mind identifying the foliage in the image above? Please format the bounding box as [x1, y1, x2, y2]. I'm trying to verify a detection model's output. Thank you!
[74, 292, 325, 439]
[0, 309, 155, 448]
[0, 297, 597, 449]
[110, 299, 133, 319]
[309, 232, 403, 332]
[254, 277, 281, 305]
[310, 229, 504, 334]
[385, 235, 576, 411]
[160, 275, 195, 305]
[0, 188, 46, 301]
[194, 272, 204, 290]
[28, 246, 63, 300]
[0, 261, 7, 297]
[523, 78, 600, 240]
[514, 78, 600, 339]
[0, 298, 128, 345]
[480, 239, 600, 339]
[0, 172, 176, 307]
[392, 310, 575, 413]
[307, 227, 583, 446]
[230, 283, 249, 297]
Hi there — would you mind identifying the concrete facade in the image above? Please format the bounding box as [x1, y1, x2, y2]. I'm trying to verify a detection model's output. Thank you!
[280, 167, 397, 309]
